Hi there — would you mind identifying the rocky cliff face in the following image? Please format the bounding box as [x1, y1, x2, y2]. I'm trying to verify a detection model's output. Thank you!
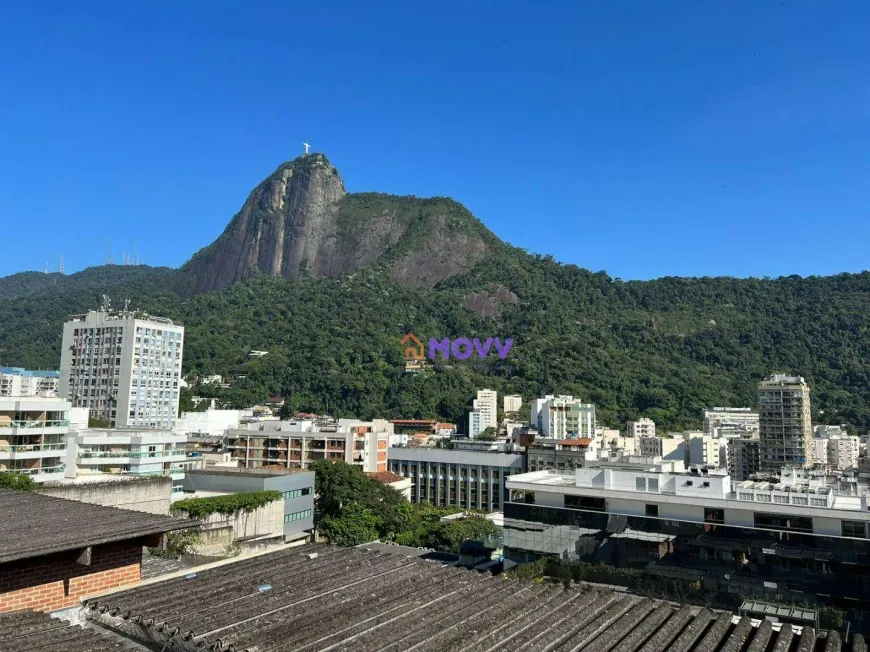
[181, 154, 492, 294]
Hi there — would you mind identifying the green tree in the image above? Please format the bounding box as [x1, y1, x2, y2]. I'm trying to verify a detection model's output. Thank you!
[319, 502, 378, 546]
[88, 416, 111, 428]
[0, 472, 36, 491]
[476, 427, 498, 441]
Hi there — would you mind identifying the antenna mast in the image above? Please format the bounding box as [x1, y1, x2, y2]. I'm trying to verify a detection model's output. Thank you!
[106, 239, 113, 265]
[58, 254, 64, 275]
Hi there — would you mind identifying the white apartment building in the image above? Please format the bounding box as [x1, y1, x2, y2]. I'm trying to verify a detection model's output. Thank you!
[532, 395, 596, 439]
[468, 410, 484, 438]
[627, 418, 656, 440]
[503, 394, 523, 414]
[226, 417, 391, 473]
[686, 433, 725, 468]
[0, 396, 70, 482]
[473, 389, 498, 431]
[174, 409, 244, 439]
[703, 407, 759, 438]
[812, 439, 829, 467]
[0, 367, 60, 397]
[59, 307, 184, 430]
[64, 428, 188, 491]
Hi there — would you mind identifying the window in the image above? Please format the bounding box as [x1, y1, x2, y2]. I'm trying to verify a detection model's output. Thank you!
[648, 478, 659, 493]
[704, 508, 725, 524]
[282, 488, 313, 499]
[753, 512, 813, 534]
[842, 521, 867, 539]
[564, 495, 605, 512]
[283, 510, 312, 523]
[645, 504, 659, 517]
[702, 481, 710, 488]
[636, 477, 646, 491]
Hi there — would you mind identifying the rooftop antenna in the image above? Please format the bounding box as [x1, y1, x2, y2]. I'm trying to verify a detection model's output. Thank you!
[58, 254, 64, 275]
[106, 239, 113, 265]
[100, 294, 111, 312]
[303, 142, 311, 155]
[133, 238, 139, 265]
[44, 263, 49, 274]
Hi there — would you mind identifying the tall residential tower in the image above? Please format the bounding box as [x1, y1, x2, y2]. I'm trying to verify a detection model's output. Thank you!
[59, 307, 184, 430]
[758, 374, 812, 472]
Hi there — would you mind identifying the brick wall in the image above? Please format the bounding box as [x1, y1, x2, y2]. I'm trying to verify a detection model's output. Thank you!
[0, 542, 142, 613]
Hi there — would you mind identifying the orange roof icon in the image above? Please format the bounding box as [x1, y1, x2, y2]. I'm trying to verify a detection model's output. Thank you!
[400, 333, 424, 360]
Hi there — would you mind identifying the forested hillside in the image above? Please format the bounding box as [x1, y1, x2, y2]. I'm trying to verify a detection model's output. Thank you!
[2, 255, 870, 432]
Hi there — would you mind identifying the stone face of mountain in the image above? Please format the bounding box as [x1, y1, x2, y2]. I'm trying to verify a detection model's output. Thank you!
[181, 154, 491, 294]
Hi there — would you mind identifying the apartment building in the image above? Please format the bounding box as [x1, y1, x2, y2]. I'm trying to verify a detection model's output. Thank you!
[473, 389, 498, 430]
[59, 307, 184, 430]
[703, 407, 759, 438]
[638, 435, 685, 462]
[0, 397, 70, 482]
[0, 368, 60, 397]
[827, 436, 861, 471]
[532, 395, 596, 439]
[503, 394, 523, 414]
[226, 417, 390, 473]
[686, 433, 725, 468]
[728, 438, 762, 481]
[526, 437, 598, 472]
[64, 428, 188, 493]
[504, 457, 870, 615]
[627, 418, 656, 440]
[388, 448, 524, 512]
[758, 375, 813, 472]
[468, 410, 484, 438]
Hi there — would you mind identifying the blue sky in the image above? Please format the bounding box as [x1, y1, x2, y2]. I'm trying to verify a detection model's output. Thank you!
[1, 1, 869, 280]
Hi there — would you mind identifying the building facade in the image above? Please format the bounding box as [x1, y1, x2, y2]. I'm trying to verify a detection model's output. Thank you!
[503, 394, 523, 414]
[473, 389, 498, 431]
[638, 435, 685, 463]
[59, 308, 184, 430]
[182, 467, 315, 540]
[727, 438, 762, 482]
[534, 395, 596, 439]
[64, 428, 188, 493]
[526, 438, 597, 472]
[827, 436, 860, 471]
[388, 448, 524, 512]
[0, 397, 70, 483]
[0, 368, 60, 398]
[627, 418, 656, 440]
[703, 408, 760, 438]
[226, 417, 390, 473]
[758, 375, 812, 472]
[504, 459, 870, 621]
[468, 410, 484, 438]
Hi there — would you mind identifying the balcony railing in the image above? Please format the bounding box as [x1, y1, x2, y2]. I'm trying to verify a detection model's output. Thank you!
[0, 443, 67, 453]
[8, 465, 65, 476]
[78, 448, 186, 459]
[0, 420, 70, 429]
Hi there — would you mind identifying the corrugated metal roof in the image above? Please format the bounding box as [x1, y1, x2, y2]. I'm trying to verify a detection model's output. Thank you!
[82, 544, 866, 652]
[0, 610, 149, 651]
[0, 489, 198, 563]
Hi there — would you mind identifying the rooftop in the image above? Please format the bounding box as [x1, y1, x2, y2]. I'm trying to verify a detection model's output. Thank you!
[81, 543, 864, 652]
[186, 467, 313, 479]
[0, 610, 149, 651]
[366, 470, 406, 484]
[0, 489, 198, 564]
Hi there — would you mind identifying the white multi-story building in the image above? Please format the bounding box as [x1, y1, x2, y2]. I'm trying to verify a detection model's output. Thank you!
[468, 410, 485, 438]
[638, 435, 685, 463]
[59, 307, 184, 430]
[0, 397, 70, 482]
[503, 394, 523, 414]
[473, 389, 498, 431]
[627, 418, 656, 441]
[0, 367, 60, 397]
[531, 395, 596, 439]
[703, 407, 759, 438]
[174, 409, 244, 439]
[812, 439, 829, 466]
[686, 433, 725, 468]
[64, 428, 188, 492]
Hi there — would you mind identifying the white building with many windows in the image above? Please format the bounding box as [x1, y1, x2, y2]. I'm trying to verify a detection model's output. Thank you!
[531, 395, 596, 439]
[0, 396, 70, 482]
[64, 428, 188, 493]
[0, 367, 60, 397]
[473, 389, 498, 431]
[59, 307, 184, 430]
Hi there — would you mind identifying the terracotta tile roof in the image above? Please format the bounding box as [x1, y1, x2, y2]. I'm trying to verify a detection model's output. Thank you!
[561, 438, 593, 447]
[367, 471, 406, 484]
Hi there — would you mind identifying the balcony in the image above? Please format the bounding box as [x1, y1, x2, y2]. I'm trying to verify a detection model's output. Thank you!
[0, 443, 67, 455]
[78, 448, 186, 460]
[0, 420, 70, 430]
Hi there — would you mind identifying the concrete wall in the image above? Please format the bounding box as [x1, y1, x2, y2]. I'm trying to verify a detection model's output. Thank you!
[36, 477, 172, 515]
[193, 501, 284, 554]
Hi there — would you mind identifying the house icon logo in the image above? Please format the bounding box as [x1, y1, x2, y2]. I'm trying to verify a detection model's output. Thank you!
[401, 333, 424, 360]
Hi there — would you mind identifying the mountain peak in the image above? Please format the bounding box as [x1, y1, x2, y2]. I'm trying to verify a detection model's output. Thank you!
[180, 156, 491, 295]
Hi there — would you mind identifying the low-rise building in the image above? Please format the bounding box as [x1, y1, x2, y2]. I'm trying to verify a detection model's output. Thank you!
[64, 428, 188, 493]
[388, 448, 524, 512]
[504, 457, 870, 615]
[703, 407, 759, 438]
[638, 435, 685, 462]
[174, 409, 244, 438]
[368, 470, 412, 501]
[0, 367, 60, 397]
[226, 417, 390, 473]
[0, 396, 70, 482]
[0, 489, 195, 613]
[527, 437, 598, 472]
[182, 467, 314, 541]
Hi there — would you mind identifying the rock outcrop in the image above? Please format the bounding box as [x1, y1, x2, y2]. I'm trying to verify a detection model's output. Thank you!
[181, 153, 492, 294]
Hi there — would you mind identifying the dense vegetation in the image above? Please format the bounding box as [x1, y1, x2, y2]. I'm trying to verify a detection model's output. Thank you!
[312, 461, 498, 550]
[3, 210, 870, 431]
[170, 490, 283, 519]
[0, 472, 36, 491]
